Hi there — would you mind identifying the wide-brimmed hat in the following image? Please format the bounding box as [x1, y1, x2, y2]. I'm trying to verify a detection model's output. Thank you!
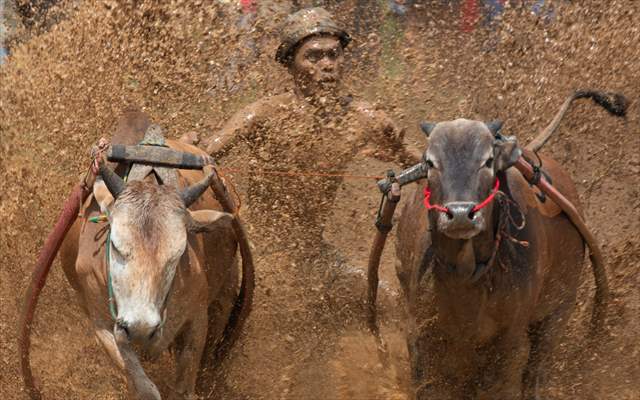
[275, 7, 351, 65]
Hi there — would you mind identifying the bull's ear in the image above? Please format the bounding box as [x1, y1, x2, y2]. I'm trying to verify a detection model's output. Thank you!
[494, 135, 522, 171]
[420, 122, 436, 137]
[486, 120, 503, 137]
[187, 209, 234, 233]
[93, 179, 115, 214]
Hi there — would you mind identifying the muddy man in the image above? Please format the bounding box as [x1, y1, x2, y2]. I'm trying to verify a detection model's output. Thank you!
[203, 7, 415, 258]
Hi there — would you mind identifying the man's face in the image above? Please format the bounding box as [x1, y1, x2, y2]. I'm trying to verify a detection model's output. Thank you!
[290, 35, 344, 95]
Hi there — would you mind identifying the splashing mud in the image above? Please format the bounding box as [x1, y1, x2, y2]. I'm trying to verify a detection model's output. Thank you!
[1, 1, 639, 399]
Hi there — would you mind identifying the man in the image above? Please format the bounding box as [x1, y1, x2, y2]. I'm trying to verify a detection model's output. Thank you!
[197, 8, 416, 396]
[204, 7, 415, 257]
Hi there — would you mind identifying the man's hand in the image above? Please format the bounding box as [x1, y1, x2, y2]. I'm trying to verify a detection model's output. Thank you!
[90, 137, 110, 174]
[179, 131, 200, 145]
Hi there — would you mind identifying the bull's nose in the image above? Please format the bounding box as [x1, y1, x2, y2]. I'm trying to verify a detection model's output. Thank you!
[438, 201, 483, 239]
[116, 313, 161, 343]
[446, 202, 477, 223]
[115, 319, 130, 339]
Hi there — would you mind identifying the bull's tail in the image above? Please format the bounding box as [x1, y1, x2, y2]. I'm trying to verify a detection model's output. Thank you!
[588, 248, 609, 336]
[212, 216, 255, 362]
[526, 90, 627, 152]
[19, 182, 91, 400]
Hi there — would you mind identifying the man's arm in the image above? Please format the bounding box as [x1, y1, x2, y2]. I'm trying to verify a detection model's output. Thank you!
[354, 101, 421, 168]
[204, 100, 265, 157]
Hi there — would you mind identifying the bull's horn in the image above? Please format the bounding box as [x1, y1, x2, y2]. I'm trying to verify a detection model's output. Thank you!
[420, 121, 436, 137]
[99, 163, 126, 198]
[486, 120, 503, 136]
[180, 169, 216, 208]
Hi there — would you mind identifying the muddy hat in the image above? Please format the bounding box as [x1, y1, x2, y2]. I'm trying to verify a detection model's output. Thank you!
[275, 7, 351, 65]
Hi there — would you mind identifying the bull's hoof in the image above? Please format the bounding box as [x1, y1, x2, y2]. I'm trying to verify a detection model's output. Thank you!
[167, 390, 198, 400]
[130, 381, 161, 400]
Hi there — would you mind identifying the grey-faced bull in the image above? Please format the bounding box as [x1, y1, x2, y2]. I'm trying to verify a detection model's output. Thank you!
[20, 111, 253, 400]
[391, 91, 626, 399]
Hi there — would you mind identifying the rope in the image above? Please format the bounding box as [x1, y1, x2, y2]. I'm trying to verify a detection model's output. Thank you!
[88, 140, 120, 322]
[471, 178, 500, 213]
[105, 230, 117, 320]
[211, 167, 383, 215]
[423, 178, 500, 215]
[422, 186, 451, 214]
[217, 167, 384, 181]
[88, 215, 108, 223]
[216, 168, 242, 214]
[88, 215, 117, 320]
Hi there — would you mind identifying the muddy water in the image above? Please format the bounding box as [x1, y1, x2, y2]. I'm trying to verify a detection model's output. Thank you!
[1, 1, 639, 399]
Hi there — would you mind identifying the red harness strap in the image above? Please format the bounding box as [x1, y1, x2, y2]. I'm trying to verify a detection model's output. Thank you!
[423, 186, 451, 214]
[423, 178, 500, 214]
[472, 178, 500, 212]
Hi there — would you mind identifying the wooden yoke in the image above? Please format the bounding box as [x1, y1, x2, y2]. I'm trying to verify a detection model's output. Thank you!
[108, 143, 215, 170]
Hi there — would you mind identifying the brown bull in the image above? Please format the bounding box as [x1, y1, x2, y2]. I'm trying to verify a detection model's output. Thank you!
[57, 111, 242, 399]
[394, 119, 608, 399]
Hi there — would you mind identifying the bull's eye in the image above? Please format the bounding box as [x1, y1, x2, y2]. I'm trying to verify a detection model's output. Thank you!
[425, 159, 435, 169]
[110, 243, 126, 263]
[484, 157, 494, 169]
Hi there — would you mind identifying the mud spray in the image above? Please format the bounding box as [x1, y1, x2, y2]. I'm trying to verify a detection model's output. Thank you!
[1, 1, 638, 399]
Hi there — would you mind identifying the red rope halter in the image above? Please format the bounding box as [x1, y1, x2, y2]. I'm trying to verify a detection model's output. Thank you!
[423, 187, 451, 214]
[423, 178, 500, 214]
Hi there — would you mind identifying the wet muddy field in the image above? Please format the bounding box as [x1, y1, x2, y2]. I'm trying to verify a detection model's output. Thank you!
[1, 1, 639, 399]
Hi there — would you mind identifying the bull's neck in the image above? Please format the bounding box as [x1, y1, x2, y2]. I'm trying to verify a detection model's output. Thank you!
[431, 219, 498, 282]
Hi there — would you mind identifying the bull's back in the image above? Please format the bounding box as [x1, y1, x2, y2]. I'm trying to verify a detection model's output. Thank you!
[509, 153, 586, 319]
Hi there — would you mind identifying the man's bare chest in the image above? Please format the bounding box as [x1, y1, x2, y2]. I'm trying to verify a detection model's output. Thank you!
[249, 114, 362, 168]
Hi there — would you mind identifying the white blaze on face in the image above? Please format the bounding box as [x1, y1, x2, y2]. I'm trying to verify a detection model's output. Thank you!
[108, 190, 188, 343]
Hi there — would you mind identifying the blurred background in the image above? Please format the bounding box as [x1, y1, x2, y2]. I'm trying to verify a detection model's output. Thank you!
[1, 1, 638, 399]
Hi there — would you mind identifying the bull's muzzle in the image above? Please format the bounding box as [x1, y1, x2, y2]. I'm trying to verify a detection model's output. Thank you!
[115, 313, 162, 345]
[438, 201, 485, 239]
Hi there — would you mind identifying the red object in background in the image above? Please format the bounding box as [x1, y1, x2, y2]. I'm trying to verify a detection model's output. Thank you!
[461, 0, 479, 32]
[240, 0, 257, 14]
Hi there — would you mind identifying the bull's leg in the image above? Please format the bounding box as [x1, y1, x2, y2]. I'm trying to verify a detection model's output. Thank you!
[411, 328, 471, 400]
[170, 314, 208, 400]
[522, 319, 549, 400]
[95, 328, 126, 370]
[476, 330, 530, 400]
[522, 307, 571, 400]
[94, 326, 161, 399]
[108, 327, 162, 400]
